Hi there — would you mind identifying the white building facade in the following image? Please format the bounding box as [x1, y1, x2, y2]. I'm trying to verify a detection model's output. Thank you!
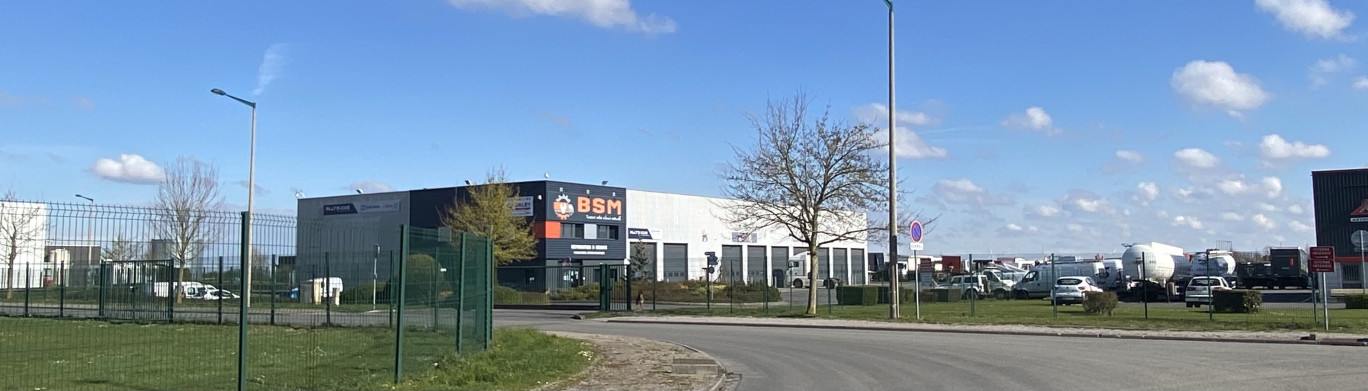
[626, 190, 869, 286]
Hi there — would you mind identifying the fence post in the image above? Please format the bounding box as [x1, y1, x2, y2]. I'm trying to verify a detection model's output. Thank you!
[97, 264, 108, 319]
[484, 237, 493, 350]
[217, 256, 224, 325]
[455, 233, 465, 354]
[626, 263, 633, 312]
[431, 250, 438, 331]
[269, 255, 276, 326]
[58, 261, 66, 317]
[237, 211, 250, 391]
[23, 267, 31, 317]
[394, 225, 410, 385]
[325, 252, 333, 327]
[167, 259, 175, 323]
[763, 274, 769, 314]
[388, 250, 395, 330]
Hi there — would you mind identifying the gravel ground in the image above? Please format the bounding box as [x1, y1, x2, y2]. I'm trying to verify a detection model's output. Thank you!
[539, 331, 722, 391]
[603, 315, 1368, 343]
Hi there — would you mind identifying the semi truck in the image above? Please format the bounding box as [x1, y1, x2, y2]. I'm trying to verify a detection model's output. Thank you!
[1235, 247, 1309, 289]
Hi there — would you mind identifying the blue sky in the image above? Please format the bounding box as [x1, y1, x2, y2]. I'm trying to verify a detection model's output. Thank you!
[2, 1, 1365, 255]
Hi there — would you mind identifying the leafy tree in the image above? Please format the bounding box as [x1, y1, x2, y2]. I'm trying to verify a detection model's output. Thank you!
[628, 241, 654, 279]
[720, 92, 916, 315]
[442, 167, 538, 265]
[1, 190, 43, 299]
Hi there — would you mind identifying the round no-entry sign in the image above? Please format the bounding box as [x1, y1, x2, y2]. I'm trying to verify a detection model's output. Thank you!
[909, 220, 923, 243]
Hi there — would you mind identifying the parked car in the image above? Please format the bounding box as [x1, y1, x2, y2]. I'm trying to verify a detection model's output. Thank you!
[947, 274, 988, 299]
[201, 289, 240, 300]
[1184, 276, 1232, 308]
[1052, 276, 1102, 305]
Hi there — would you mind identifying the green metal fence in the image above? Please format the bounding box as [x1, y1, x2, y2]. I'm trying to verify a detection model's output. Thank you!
[0, 200, 492, 390]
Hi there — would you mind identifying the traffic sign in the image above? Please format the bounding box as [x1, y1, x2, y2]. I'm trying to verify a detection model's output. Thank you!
[1309, 246, 1335, 273]
[908, 242, 924, 251]
[909, 220, 924, 243]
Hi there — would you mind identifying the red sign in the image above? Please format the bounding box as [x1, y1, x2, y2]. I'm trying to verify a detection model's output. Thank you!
[1309, 246, 1336, 273]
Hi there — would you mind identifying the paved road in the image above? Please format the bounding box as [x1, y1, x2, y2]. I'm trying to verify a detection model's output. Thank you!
[496, 310, 1368, 391]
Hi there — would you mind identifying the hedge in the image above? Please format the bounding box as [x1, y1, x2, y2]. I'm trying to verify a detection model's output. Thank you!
[836, 286, 879, 305]
[1083, 291, 1118, 316]
[1346, 294, 1368, 310]
[1213, 289, 1261, 313]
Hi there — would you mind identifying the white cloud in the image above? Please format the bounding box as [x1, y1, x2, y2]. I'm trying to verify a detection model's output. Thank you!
[933, 178, 1013, 207]
[1308, 54, 1357, 87]
[1066, 223, 1084, 233]
[1134, 182, 1159, 206]
[1252, 214, 1276, 230]
[1288, 204, 1305, 214]
[1059, 190, 1112, 214]
[1116, 150, 1145, 164]
[854, 103, 948, 159]
[1172, 215, 1204, 230]
[1171, 60, 1270, 117]
[1026, 204, 1062, 218]
[349, 180, 393, 194]
[1255, 0, 1356, 40]
[1257, 202, 1281, 212]
[1216, 178, 1252, 196]
[1258, 134, 1330, 162]
[1262, 177, 1283, 198]
[1000, 106, 1062, 136]
[1289, 220, 1313, 232]
[236, 180, 269, 196]
[1174, 148, 1221, 169]
[253, 43, 290, 96]
[1221, 212, 1244, 221]
[1006, 223, 1024, 232]
[447, 0, 676, 34]
[1355, 76, 1368, 90]
[90, 154, 165, 184]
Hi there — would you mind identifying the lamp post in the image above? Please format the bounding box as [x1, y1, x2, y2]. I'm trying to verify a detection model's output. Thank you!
[75, 194, 94, 286]
[210, 88, 257, 308]
[882, 0, 899, 320]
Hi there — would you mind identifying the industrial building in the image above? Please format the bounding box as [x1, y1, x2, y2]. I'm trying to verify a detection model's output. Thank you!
[295, 180, 869, 292]
[1312, 167, 1368, 289]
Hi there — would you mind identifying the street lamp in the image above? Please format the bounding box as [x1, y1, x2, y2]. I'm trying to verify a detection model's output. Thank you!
[882, 0, 899, 320]
[75, 194, 94, 286]
[211, 88, 257, 307]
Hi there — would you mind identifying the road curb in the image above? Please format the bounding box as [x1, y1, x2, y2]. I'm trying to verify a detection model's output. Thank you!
[603, 318, 1367, 348]
[659, 339, 731, 391]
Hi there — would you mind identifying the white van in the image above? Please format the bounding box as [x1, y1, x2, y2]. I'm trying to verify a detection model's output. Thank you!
[1011, 262, 1105, 299]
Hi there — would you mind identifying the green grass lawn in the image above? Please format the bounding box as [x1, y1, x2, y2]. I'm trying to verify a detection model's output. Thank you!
[602, 299, 1368, 334]
[0, 318, 591, 391]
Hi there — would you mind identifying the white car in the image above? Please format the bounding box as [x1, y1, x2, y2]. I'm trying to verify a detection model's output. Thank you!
[201, 289, 240, 300]
[1052, 276, 1102, 305]
[1184, 276, 1232, 308]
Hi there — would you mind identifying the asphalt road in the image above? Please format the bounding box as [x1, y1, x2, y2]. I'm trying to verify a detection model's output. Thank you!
[496, 310, 1368, 391]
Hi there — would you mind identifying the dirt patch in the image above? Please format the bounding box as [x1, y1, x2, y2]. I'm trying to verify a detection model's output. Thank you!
[539, 331, 721, 391]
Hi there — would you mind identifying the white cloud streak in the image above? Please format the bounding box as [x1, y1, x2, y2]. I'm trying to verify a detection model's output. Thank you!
[447, 0, 676, 35]
[1258, 134, 1330, 162]
[254, 43, 290, 96]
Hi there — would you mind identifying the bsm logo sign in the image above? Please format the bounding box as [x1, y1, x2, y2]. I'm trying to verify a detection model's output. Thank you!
[553, 193, 623, 221]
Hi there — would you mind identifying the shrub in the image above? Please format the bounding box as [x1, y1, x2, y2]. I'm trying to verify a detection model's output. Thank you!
[720, 281, 781, 302]
[1082, 291, 1118, 316]
[1213, 289, 1261, 313]
[836, 286, 879, 305]
[1344, 294, 1368, 309]
[340, 283, 387, 305]
[550, 283, 600, 301]
[493, 285, 522, 305]
[520, 292, 551, 305]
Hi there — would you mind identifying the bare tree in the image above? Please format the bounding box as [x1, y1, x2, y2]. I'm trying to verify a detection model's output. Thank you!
[103, 234, 145, 262]
[1, 191, 43, 299]
[152, 157, 224, 303]
[720, 92, 905, 315]
[442, 167, 539, 265]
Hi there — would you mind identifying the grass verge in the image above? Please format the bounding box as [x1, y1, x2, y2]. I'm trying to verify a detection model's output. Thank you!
[590, 299, 1368, 334]
[0, 317, 588, 391]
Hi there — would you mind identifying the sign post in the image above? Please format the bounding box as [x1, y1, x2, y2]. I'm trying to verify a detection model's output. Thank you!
[1310, 246, 1335, 331]
[909, 220, 923, 320]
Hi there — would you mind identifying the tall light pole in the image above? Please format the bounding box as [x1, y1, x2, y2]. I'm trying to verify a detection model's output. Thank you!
[75, 194, 94, 286]
[211, 88, 257, 308]
[883, 0, 899, 319]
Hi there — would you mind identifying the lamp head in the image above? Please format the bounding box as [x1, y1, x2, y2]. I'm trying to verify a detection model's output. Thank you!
[211, 88, 226, 96]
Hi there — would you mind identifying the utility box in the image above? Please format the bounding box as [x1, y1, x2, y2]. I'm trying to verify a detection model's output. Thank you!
[301, 277, 343, 305]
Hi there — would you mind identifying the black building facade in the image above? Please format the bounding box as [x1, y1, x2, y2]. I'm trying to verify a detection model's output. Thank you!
[1311, 168, 1368, 289]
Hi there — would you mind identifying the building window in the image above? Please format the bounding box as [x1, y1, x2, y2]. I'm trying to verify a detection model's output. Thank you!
[596, 225, 619, 240]
[561, 223, 585, 239]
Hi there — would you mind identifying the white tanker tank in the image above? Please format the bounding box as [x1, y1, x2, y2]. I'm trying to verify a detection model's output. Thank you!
[1190, 250, 1236, 277]
[1121, 242, 1189, 283]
